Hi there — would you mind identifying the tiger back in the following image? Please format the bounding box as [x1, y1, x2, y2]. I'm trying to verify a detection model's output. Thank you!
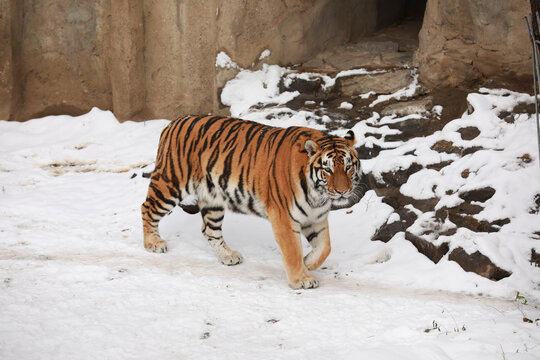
[141, 115, 361, 289]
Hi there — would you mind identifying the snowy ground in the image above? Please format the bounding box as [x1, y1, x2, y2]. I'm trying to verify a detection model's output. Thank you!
[1, 78, 540, 357]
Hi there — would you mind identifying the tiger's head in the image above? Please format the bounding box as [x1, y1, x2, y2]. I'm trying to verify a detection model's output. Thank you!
[304, 131, 361, 205]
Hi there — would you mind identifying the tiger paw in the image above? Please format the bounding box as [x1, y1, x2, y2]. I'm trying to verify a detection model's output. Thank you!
[144, 239, 168, 253]
[218, 251, 243, 266]
[289, 274, 319, 289]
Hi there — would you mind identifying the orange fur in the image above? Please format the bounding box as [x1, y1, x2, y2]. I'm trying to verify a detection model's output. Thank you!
[141, 115, 360, 288]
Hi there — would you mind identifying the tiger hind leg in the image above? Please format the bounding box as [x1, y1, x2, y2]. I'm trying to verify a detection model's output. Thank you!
[141, 178, 179, 253]
[201, 206, 243, 265]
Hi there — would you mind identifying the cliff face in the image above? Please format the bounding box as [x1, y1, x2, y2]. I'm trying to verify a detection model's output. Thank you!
[0, 0, 533, 122]
[0, 0, 378, 121]
[415, 0, 532, 89]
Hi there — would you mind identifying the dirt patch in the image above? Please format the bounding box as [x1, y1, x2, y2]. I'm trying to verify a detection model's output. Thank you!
[43, 160, 151, 176]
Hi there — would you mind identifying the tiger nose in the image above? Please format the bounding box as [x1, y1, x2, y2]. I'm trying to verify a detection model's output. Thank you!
[335, 188, 348, 195]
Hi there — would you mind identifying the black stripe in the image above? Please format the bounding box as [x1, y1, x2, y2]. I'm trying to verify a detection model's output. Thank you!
[205, 223, 223, 231]
[238, 167, 245, 195]
[247, 196, 262, 217]
[206, 174, 215, 192]
[241, 123, 261, 154]
[294, 197, 308, 217]
[218, 148, 236, 190]
[206, 215, 224, 223]
[306, 228, 325, 242]
[150, 185, 176, 207]
[287, 207, 301, 225]
[201, 207, 224, 217]
[299, 167, 309, 199]
[206, 145, 221, 173]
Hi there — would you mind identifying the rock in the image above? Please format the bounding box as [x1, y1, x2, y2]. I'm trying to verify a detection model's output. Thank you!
[531, 194, 540, 214]
[373, 221, 403, 243]
[461, 146, 483, 156]
[301, 57, 331, 70]
[381, 192, 439, 213]
[381, 97, 433, 116]
[383, 116, 446, 142]
[373, 207, 418, 242]
[364, 132, 382, 139]
[444, 202, 484, 215]
[457, 126, 481, 140]
[320, 40, 407, 70]
[429, 142, 482, 157]
[279, 76, 323, 94]
[356, 144, 384, 159]
[430, 140, 462, 154]
[531, 249, 540, 267]
[448, 248, 512, 280]
[426, 160, 453, 171]
[512, 102, 536, 114]
[381, 52, 414, 67]
[337, 69, 412, 96]
[448, 213, 509, 233]
[405, 232, 449, 264]
[345, 41, 399, 53]
[519, 154, 533, 164]
[415, 0, 531, 89]
[459, 187, 496, 202]
[1, 0, 382, 121]
[325, 52, 384, 70]
[377, 163, 423, 188]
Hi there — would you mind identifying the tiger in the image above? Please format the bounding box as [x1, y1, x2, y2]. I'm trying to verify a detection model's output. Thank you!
[141, 115, 363, 289]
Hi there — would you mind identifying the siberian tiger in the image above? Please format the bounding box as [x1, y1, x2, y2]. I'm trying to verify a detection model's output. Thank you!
[141, 115, 362, 289]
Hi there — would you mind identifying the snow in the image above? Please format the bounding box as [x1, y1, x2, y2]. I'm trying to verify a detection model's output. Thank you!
[339, 101, 353, 110]
[221, 64, 298, 117]
[259, 49, 271, 61]
[215, 51, 241, 70]
[2, 82, 540, 358]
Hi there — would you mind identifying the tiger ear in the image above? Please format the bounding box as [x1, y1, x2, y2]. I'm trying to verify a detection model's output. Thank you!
[304, 139, 319, 157]
[344, 130, 356, 146]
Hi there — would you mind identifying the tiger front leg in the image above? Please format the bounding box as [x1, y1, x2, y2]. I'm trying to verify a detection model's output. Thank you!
[269, 214, 319, 289]
[302, 218, 331, 271]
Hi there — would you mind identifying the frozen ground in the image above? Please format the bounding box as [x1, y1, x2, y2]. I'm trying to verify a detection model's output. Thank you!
[1, 86, 540, 357]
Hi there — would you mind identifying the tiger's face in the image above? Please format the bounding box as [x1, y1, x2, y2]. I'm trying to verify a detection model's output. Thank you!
[305, 131, 360, 202]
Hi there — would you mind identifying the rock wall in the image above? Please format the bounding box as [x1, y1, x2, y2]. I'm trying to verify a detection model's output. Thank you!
[415, 0, 532, 89]
[1, 0, 533, 122]
[0, 0, 380, 121]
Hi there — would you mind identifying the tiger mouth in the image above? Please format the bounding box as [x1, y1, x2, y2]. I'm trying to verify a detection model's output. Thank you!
[329, 191, 352, 200]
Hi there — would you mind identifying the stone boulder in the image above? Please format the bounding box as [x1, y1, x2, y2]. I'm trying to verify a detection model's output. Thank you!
[448, 248, 512, 280]
[337, 69, 412, 96]
[414, 0, 532, 89]
[381, 97, 433, 116]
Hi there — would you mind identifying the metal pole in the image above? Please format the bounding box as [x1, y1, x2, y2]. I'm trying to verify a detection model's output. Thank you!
[532, 12, 540, 168]
[525, 15, 540, 168]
